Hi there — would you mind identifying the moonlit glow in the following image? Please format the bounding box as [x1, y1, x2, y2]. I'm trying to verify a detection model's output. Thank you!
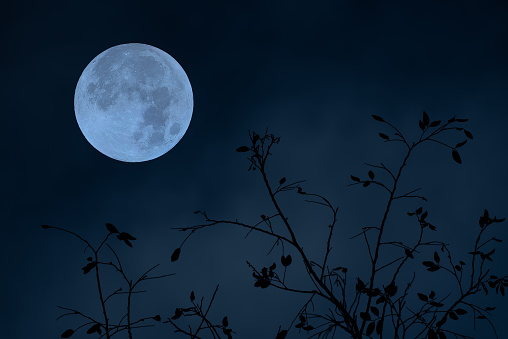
[74, 43, 193, 162]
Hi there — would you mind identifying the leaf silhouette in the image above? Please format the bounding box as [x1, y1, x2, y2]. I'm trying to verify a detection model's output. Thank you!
[153, 314, 161, 321]
[429, 120, 441, 127]
[281, 254, 292, 267]
[455, 308, 467, 315]
[41, 224, 51, 229]
[171, 248, 181, 262]
[351, 175, 360, 182]
[423, 111, 430, 125]
[190, 291, 195, 301]
[252, 132, 259, 143]
[371, 114, 385, 122]
[86, 323, 101, 334]
[379, 132, 389, 140]
[370, 306, 379, 316]
[455, 140, 467, 148]
[384, 281, 397, 297]
[61, 329, 74, 338]
[171, 308, 183, 320]
[275, 330, 288, 339]
[360, 312, 371, 321]
[366, 321, 375, 336]
[117, 232, 136, 247]
[105, 223, 119, 233]
[421, 211, 428, 220]
[452, 149, 461, 164]
[376, 319, 383, 335]
[222, 316, 229, 327]
[297, 187, 306, 194]
[117, 232, 136, 240]
[417, 293, 428, 302]
[434, 251, 440, 264]
[82, 262, 97, 274]
[279, 177, 286, 185]
[464, 130, 473, 139]
[368, 170, 375, 179]
[236, 146, 250, 152]
[223, 328, 233, 339]
[419, 120, 425, 130]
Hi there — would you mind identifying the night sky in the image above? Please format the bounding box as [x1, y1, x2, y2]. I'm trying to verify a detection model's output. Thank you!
[2, 1, 508, 338]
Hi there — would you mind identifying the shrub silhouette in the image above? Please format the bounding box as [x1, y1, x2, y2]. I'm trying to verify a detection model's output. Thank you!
[45, 112, 507, 338]
[41, 223, 174, 338]
[171, 112, 507, 338]
[43, 223, 233, 337]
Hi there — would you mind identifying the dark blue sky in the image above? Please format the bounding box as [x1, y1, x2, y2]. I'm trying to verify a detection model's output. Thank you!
[2, 1, 508, 338]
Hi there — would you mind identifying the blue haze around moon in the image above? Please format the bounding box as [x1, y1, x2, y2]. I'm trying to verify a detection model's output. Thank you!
[2, 1, 508, 338]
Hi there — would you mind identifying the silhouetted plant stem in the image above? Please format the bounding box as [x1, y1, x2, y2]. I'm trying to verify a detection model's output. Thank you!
[358, 116, 465, 337]
[359, 148, 412, 336]
[95, 256, 112, 339]
[319, 195, 338, 281]
[127, 280, 133, 339]
[165, 285, 232, 339]
[43, 223, 172, 338]
[259, 154, 361, 337]
[470, 226, 488, 290]
[42, 225, 113, 337]
[172, 113, 506, 338]
[193, 285, 221, 338]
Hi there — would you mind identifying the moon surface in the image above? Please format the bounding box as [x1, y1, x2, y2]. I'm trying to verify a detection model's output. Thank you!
[74, 43, 193, 162]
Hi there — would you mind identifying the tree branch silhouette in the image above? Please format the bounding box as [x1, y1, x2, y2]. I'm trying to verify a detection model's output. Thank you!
[42, 223, 174, 338]
[172, 112, 507, 338]
[165, 285, 235, 339]
[44, 112, 507, 338]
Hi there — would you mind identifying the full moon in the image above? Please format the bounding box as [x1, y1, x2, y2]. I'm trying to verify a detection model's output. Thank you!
[74, 43, 193, 162]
